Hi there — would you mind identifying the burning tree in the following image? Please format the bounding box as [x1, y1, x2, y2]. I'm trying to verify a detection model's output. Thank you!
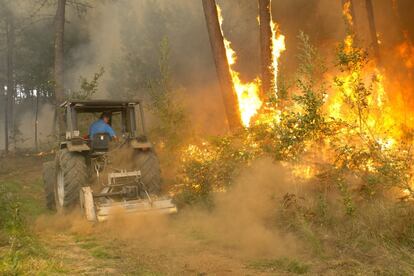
[177, 16, 414, 211]
[202, 0, 241, 131]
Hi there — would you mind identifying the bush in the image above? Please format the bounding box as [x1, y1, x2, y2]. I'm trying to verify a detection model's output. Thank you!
[0, 183, 53, 274]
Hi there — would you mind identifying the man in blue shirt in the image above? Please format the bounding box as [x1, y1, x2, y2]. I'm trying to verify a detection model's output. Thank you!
[89, 112, 117, 140]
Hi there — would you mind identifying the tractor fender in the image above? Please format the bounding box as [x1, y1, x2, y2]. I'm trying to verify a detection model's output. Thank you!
[65, 141, 90, 152]
[130, 139, 152, 150]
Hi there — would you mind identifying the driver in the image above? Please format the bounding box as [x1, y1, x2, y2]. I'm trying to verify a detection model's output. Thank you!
[89, 111, 117, 140]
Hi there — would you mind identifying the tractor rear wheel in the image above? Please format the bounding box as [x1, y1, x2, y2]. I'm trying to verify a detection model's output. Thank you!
[134, 149, 161, 194]
[42, 161, 56, 210]
[55, 148, 88, 212]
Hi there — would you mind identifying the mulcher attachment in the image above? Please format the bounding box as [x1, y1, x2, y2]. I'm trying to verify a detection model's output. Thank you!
[79, 170, 177, 222]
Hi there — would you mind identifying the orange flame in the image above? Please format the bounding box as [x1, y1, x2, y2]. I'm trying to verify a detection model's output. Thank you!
[217, 5, 262, 127]
[269, 1, 286, 98]
[397, 40, 414, 69]
[270, 22, 286, 97]
[342, 0, 354, 27]
[216, 2, 285, 127]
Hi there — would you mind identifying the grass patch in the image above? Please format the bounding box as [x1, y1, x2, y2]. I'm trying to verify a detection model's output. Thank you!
[90, 246, 120, 259]
[0, 180, 64, 275]
[74, 234, 97, 243]
[247, 258, 310, 274]
[1, 179, 45, 218]
[79, 241, 100, 250]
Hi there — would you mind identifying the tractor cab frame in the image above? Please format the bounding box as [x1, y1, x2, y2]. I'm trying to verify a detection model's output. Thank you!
[59, 100, 151, 153]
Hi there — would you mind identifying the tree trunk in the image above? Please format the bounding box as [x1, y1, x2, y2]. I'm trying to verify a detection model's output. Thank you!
[35, 91, 39, 152]
[3, 87, 8, 154]
[202, 0, 241, 131]
[5, 13, 15, 154]
[54, 0, 66, 138]
[365, 0, 380, 61]
[258, 0, 272, 99]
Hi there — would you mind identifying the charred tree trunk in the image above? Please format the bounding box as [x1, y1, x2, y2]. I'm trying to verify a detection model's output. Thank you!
[5, 13, 15, 154]
[258, 0, 272, 99]
[202, 0, 241, 131]
[365, 0, 380, 61]
[54, 0, 66, 138]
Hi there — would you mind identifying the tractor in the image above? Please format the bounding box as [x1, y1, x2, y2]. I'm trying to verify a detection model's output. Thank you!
[42, 100, 177, 221]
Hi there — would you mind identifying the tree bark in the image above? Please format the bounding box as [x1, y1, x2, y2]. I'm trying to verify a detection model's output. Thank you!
[202, 0, 241, 131]
[35, 91, 39, 152]
[5, 13, 15, 154]
[3, 87, 8, 154]
[258, 0, 272, 99]
[365, 0, 380, 61]
[54, 0, 66, 137]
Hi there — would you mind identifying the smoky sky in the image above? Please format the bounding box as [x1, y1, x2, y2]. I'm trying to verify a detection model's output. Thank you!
[1, 0, 414, 147]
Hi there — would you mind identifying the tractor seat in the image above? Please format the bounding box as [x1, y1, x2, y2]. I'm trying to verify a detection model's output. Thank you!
[91, 132, 110, 152]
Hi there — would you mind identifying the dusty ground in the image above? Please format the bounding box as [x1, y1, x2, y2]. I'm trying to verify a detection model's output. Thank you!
[1, 156, 413, 275]
[0, 156, 309, 275]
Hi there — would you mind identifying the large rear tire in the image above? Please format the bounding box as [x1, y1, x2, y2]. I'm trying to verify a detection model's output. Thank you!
[55, 149, 88, 211]
[134, 149, 161, 194]
[42, 161, 56, 210]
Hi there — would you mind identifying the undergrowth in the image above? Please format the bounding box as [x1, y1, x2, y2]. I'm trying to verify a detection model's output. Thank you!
[173, 32, 414, 273]
[0, 181, 60, 275]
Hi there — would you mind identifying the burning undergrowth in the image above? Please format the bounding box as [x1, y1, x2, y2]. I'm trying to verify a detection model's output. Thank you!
[176, 27, 414, 206]
[171, 28, 414, 267]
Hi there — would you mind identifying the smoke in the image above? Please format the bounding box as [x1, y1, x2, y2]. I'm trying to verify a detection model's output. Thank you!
[62, 0, 414, 135]
[177, 158, 301, 257]
[3, 0, 413, 149]
[15, 103, 55, 150]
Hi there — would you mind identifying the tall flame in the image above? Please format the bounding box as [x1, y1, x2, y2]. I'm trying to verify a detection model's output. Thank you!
[325, 0, 401, 148]
[342, 0, 354, 27]
[217, 5, 262, 127]
[216, 2, 285, 127]
[270, 20, 286, 97]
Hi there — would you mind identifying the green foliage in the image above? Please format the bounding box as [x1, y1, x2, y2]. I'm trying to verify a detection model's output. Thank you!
[0, 183, 42, 274]
[90, 247, 114, 259]
[257, 32, 333, 161]
[148, 38, 190, 148]
[0, 178, 60, 275]
[70, 67, 105, 100]
[175, 134, 260, 207]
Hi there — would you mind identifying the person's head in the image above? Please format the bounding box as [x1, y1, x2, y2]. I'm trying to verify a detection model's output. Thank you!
[100, 111, 111, 123]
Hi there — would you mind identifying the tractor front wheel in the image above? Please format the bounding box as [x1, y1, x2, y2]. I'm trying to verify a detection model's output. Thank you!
[55, 149, 88, 212]
[42, 161, 56, 210]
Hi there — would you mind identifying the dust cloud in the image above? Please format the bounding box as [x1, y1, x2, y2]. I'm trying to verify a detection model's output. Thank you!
[178, 158, 301, 257]
[35, 158, 303, 259]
